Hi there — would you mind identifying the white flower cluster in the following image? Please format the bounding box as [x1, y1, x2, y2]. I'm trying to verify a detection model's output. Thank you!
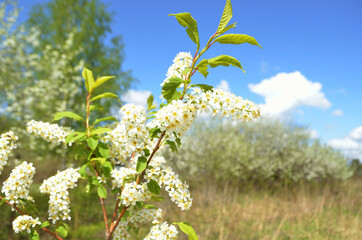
[0, 131, 18, 174]
[161, 52, 192, 87]
[12, 215, 40, 233]
[112, 208, 163, 240]
[103, 104, 148, 164]
[150, 100, 197, 139]
[190, 87, 261, 121]
[1, 162, 35, 205]
[26, 120, 73, 144]
[112, 221, 129, 240]
[120, 182, 152, 207]
[128, 208, 163, 225]
[146, 157, 192, 210]
[111, 167, 137, 189]
[40, 168, 80, 223]
[144, 222, 178, 240]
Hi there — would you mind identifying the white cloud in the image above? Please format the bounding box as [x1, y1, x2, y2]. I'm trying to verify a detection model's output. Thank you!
[216, 80, 231, 92]
[121, 89, 152, 107]
[328, 126, 362, 160]
[248, 71, 331, 116]
[331, 109, 344, 117]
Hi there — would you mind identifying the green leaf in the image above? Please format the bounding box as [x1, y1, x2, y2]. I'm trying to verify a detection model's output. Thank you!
[53, 111, 84, 122]
[136, 156, 147, 173]
[101, 161, 113, 177]
[89, 105, 104, 112]
[144, 148, 150, 157]
[206, 55, 245, 72]
[97, 185, 107, 198]
[191, 84, 213, 92]
[149, 127, 161, 139]
[90, 92, 118, 102]
[66, 132, 86, 143]
[91, 157, 106, 165]
[161, 77, 184, 102]
[29, 230, 40, 240]
[93, 116, 117, 126]
[39, 221, 50, 228]
[91, 127, 111, 135]
[217, 0, 233, 33]
[166, 140, 178, 152]
[82, 67, 95, 93]
[0, 197, 7, 205]
[147, 94, 154, 111]
[93, 76, 115, 89]
[147, 179, 161, 194]
[86, 137, 98, 150]
[56, 226, 68, 237]
[79, 163, 89, 178]
[214, 34, 262, 48]
[98, 142, 110, 158]
[144, 204, 157, 209]
[169, 13, 199, 49]
[173, 222, 199, 240]
[218, 22, 237, 35]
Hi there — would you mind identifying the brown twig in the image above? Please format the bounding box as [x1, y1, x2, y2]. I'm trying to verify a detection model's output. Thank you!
[0, 195, 64, 240]
[93, 165, 110, 234]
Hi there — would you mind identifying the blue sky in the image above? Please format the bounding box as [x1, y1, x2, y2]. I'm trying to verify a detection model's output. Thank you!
[18, 0, 362, 159]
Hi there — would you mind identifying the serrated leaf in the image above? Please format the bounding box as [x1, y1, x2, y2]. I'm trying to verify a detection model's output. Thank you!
[65, 132, 86, 143]
[97, 185, 107, 198]
[218, 22, 237, 35]
[161, 77, 184, 102]
[191, 84, 213, 92]
[147, 94, 154, 111]
[86, 137, 98, 150]
[98, 142, 110, 158]
[136, 156, 147, 173]
[102, 161, 113, 177]
[173, 222, 199, 240]
[53, 111, 84, 122]
[207, 55, 244, 72]
[169, 13, 199, 48]
[149, 127, 161, 139]
[56, 226, 68, 237]
[214, 34, 262, 48]
[90, 92, 118, 102]
[217, 0, 232, 33]
[82, 67, 94, 93]
[93, 116, 117, 126]
[94, 76, 115, 89]
[91, 127, 111, 135]
[147, 179, 161, 194]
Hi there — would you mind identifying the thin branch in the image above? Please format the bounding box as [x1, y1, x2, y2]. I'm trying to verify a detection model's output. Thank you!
[0, 195, 64, 240]
[93, 165, 110, 234]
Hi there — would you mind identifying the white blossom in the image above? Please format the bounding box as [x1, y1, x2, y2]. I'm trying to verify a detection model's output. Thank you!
[26, 120, 73, 144]
[0, 131, 18, 174]
[12, 215, 40, 233]
[1, 162, 35, 205]
[144, 222, 178, 240]
[40, 168, 80, 223]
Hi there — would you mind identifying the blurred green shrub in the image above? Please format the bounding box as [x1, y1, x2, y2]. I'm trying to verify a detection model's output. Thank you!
[163, 118, 353, 183]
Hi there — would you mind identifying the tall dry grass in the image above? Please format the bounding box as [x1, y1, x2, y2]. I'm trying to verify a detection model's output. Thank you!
[159, 178, 361, 240]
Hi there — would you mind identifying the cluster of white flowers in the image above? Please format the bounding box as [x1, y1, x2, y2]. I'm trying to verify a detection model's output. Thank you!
[129, 208, 163, 225]
[111, 167, 137, 189]
[120, 182, 152, 207]
[40, 168, 80, 223]
[144, 222, 178, 240]
[0, 131, 18, 174]
[146, 157, 192, 210]
[12, 215, 40, 233]
[149, 100, 197, 139]
[26, 120, 73, 144]
[1, 162, 35, 205]
[112, 221, 130, 240]
[189, 87, 261, 121]
[161, 52, 192, 87]
[103, 104, 149, 164]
